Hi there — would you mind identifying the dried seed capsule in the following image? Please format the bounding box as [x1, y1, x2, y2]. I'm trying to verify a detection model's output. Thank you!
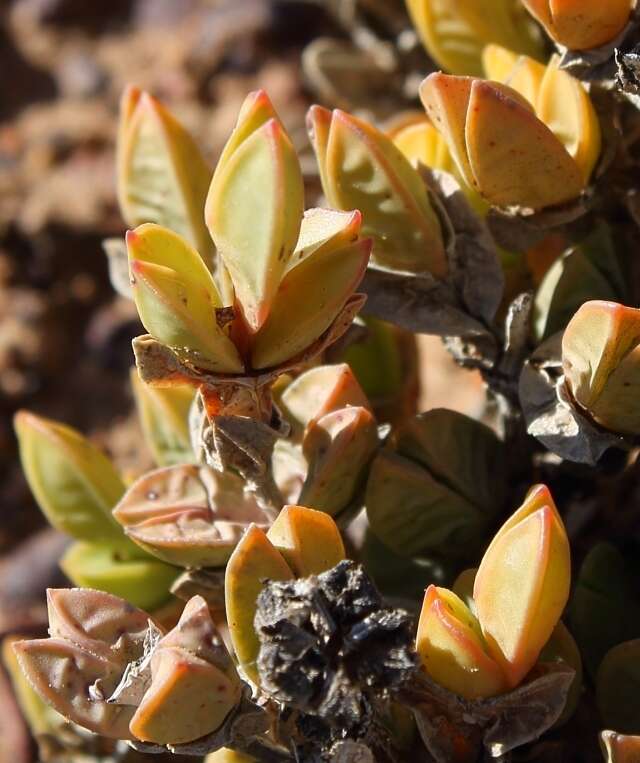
[562, 301, 640, 435]
[419, 73, 585, 209]
[521, 0, 633, 50]
[473, 485, 571, 688]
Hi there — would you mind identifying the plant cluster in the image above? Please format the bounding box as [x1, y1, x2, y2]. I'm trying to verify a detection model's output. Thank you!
[9, 1, 640, 761]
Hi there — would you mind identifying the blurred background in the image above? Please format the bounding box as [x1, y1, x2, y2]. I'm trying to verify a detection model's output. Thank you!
[0, 2, 483, 756]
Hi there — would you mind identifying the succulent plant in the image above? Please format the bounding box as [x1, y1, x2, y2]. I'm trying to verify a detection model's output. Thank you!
[13, 0, 640, 755]
[416, 484, 572, 696]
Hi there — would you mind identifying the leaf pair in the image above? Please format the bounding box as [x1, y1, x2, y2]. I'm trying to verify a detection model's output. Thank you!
[113, 464, 272, 568]
[14, 591, 241, 745]
[225, 506, 345, 682]
[562, 300, 640, 435]
[483, 44, 601, 183]
[416, 485, 572, 696]
[419, 72, 586, 209]
[278, 364, 378, 518]
[366, 409, 506, 559]
[307, 105, 447, 276]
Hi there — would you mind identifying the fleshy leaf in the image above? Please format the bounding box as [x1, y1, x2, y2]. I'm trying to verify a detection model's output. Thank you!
[14, 411, 126, 543]
[14, 638, 137, 739]
[113, 465, 271, 568]
[279, 363, 371, 433]
[129, 645, 240, 745]
[307, 106, 446, 275]
[420, 73, 584, 209]
[131, 369, 194, 466]
[601, 731, 640, 763]
[299, 406, 379, 517]
[562, 300, 640, 434]
[117, 87, 213, 261]
[366, 450, 487, 558]
[127, 224, 243, 373]
[225, 525, 293, 682]
[251, 238, 371, 369]
[60, 542, 178, 611]
[596, 640, 640, 735]
[521, 0, 633, 50]
[288, 207, 363, 272]
[416, 585, 507, 699]
[206, 95, 304, 332]
[474, 485, 571, 688]
[266, 505, 345, 576]
[405, 0, 543, 77]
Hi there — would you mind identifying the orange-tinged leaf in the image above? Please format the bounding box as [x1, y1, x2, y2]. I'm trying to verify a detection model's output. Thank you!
[129, 646, 240, 744]
[206, 117, 304, 332]
[127, 235, 243, 374]
[416, 586, 507, 699]
[117, 89, 213, 260]
[319, 109, 446, 275]
[306, 105, 333, 193]
[266, 505, 345, 576]
[224, 525, 293, 682]
[288, 208, 362, 273]
[522, 0, 632, 50]
[391, 118, 455, 173]
[483, 45, 546, 106]
[536, 55, 601, 183]
[419, 73, 476, 188]
[250, 238, 371, 369]
[300, 406, 379, 516]
[562, 301, 640, 413]
[215, 89, 278, 175]
[464, 79, 584, 208]
[601, 731, 640, 763]
[474, 489, 571, 688]
[280, 363, 372, 431]
[405, 0, 543, 77]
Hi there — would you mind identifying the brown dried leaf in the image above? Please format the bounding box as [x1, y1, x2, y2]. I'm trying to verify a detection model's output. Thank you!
[518, 333, 628, 464]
